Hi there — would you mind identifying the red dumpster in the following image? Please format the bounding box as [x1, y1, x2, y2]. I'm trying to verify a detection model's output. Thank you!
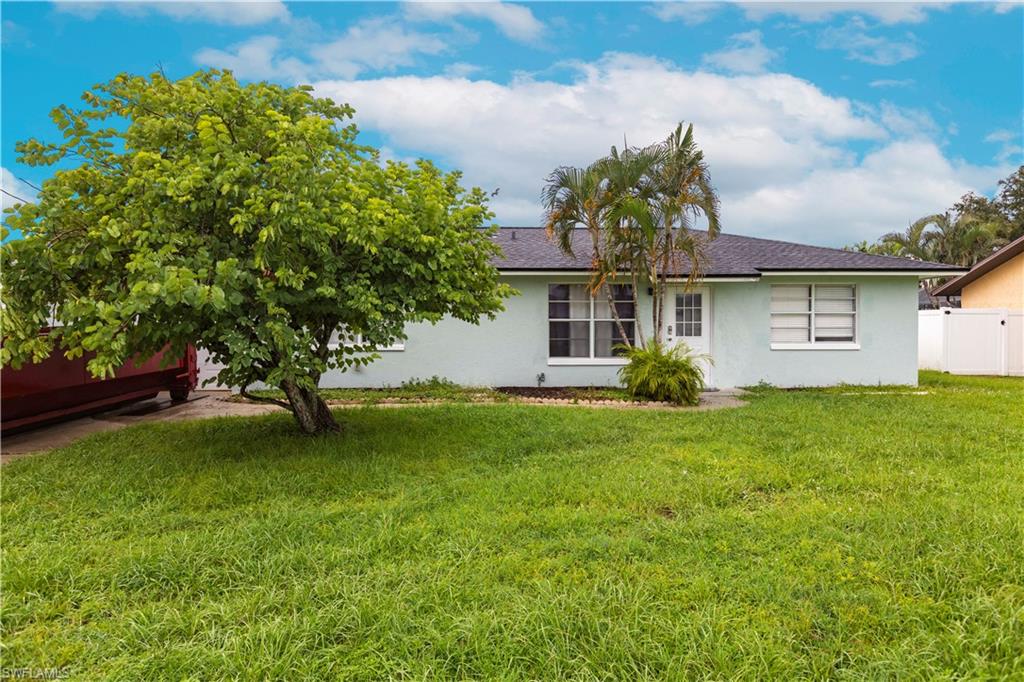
[1, 336, 197, 433]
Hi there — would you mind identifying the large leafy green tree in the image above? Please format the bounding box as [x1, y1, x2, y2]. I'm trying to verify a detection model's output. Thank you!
[993, 165, 1024, 242]
[1, 70, 511, 434]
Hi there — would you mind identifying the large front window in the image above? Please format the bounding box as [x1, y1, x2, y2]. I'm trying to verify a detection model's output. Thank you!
[548, 284, 635, 358]
[770, 284, 857, 347]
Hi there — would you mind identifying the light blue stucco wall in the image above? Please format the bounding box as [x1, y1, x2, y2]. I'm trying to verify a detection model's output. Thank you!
[319, 275, 632, 388]
[710, 276, 919, 388]
[315, 274, 920, 389]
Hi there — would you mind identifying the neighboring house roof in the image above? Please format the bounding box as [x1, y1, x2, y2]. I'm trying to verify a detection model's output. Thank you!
[490, 227, 966, 277]
[918, 287, 959, 310]
[930, 234, 1024, 297]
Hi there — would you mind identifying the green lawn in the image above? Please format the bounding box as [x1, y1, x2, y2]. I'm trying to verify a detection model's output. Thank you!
[3, 372, 1022, 679]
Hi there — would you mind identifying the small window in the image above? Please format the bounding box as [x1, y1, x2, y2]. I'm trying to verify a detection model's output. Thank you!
[770, 284, 856, 346]
[813, 286, 856, 342]
[549, 284, 635, 358]
[675, 293, 703, 337]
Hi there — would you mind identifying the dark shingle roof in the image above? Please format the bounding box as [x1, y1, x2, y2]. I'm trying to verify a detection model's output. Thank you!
[490, 227, 965, 276]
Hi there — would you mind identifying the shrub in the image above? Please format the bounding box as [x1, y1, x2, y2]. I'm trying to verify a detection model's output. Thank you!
[618, 341, 708, 405]
[400, 376, 459, 392]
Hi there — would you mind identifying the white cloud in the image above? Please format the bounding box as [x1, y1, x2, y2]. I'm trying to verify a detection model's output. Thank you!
[647, 2, 720, 25]
[725, 140, 1009, 246]
[985, 129, 1016, 143]
[2, 20, 33, 47]
[443, 62, 484, 78]
[1, 168, 38, 213]
[985, 128, 1023, 163]
[54, 1, 290, 26]
[195, 36, 309, 82]
[307, 52, 1008, 245]
[194, 18, 449, 82]
[310, 17, 448, 79]
[877, 101, 939, 138]
[818, 18, 920, 65]
[403, 1, 544, 42]
[993, 1, 1023, 14]
[742, 2, 946, 25]
[702, 30, 780, 73]
[869, 78, 915, 88]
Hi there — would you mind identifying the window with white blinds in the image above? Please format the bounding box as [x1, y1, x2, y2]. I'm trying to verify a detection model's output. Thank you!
[549, 284, 635, 358]
[770, 285, 857, 346]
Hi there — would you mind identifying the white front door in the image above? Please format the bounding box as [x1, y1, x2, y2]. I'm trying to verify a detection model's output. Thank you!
[665, 285, 713, 387]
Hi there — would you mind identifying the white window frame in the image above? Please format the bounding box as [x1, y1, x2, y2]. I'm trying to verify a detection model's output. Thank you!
[674, 291, 704, 338]
[547, 283, 635, 366]
[770, 283, 860, 351]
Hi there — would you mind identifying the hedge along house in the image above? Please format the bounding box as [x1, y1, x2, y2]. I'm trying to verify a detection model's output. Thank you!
[252, 228, 966, 390]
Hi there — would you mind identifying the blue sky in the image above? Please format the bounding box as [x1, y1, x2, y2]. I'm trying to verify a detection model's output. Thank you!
[2, 1, 1022, 246]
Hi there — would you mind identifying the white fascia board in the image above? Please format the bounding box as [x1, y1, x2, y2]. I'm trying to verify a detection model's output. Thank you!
[499, 270, 589, 276]
[668, 276, 760, 282]
[757, 270, 967, 278]
[502, 269, 965, 280]
[499, 270, 759, 282]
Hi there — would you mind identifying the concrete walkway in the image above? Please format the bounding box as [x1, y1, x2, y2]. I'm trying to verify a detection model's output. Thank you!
[2, 389, 746, 462]
[1, 391, 275, 462]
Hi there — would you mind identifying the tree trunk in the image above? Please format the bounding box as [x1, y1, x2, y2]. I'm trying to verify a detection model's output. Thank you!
[602, 282, 633, 350]
[630, 268, 646, 347]
[280, 379, 341, 434]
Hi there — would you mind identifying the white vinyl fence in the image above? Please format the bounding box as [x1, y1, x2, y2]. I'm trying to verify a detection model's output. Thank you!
[919, 308, 1024, 376]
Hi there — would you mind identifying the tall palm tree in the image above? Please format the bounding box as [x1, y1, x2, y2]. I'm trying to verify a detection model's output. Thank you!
[542, 122, 722, 348]
[598, 141, 664, 346]
[885, 212, 998, 267]
[604, 124, 721, 343]
[649, 123, 721, 339]
[541, 162, 607, 269]
[881, 216, 934, 261]
[541, 162, 633, 346]
[919, 212, 997, 267]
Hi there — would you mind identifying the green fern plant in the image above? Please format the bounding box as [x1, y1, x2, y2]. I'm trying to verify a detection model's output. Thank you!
[617, 341, 708, 405]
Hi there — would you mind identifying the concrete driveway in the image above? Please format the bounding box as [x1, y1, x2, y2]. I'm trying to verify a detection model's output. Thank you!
[1, 391, 279, 462]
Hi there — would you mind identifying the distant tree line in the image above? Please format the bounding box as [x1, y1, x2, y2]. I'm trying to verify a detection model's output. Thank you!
[848, 165, 1024, 267]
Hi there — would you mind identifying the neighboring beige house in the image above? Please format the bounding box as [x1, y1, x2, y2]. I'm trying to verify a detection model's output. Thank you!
[923, 235, 1024, 377]
[932, 234, 1024, 309]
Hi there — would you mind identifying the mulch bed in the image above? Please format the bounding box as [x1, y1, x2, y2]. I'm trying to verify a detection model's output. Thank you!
[495, 386, 624, 400]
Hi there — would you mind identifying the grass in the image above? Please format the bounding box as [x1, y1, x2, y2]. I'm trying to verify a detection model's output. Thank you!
[2, 371, 1022, 679]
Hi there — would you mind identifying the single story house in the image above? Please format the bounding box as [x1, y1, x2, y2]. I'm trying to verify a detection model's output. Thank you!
[931, 234, 1024, 309]
[309, 228, 964, 390]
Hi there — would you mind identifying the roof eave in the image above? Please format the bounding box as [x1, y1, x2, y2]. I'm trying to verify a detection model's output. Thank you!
[498, 268, 965, 278]
[931, 235, 1024, 296]
[758, 268, 968, 278]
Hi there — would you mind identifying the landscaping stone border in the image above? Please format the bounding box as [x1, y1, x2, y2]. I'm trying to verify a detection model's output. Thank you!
[313, 392, 748, 411]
